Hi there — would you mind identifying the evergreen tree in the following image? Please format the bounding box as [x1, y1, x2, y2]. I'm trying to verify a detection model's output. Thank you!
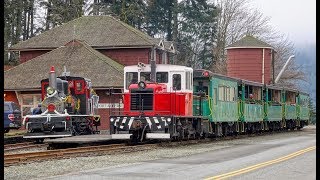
[308, 99, 316, 124]
[177, 0, 217, 68]
[89, 0, 147, 30]
[40, 0, 84, 30]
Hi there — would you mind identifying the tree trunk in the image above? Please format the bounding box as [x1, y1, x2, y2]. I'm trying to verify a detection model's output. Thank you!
[15, 0, 22, 45]
[172, 0, 178, 42]
[30, 0, 34, 37]
[45, 0, 52, 30]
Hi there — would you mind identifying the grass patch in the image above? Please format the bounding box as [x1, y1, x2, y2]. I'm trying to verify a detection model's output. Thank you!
[4, 129, 27, 137]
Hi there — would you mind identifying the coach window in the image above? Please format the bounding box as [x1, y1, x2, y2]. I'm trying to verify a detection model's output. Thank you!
[125, 72, 138, 89]
[156, 72, 168, 83]
[230, 87, 235, 101]
[272, 90, 281, 103]
[286, 91, 296, 105]
[244, 85, 253, 99]
[218, 86, 224, 101]
[214, 88, 217, 104]
[172, 74, 181, 90]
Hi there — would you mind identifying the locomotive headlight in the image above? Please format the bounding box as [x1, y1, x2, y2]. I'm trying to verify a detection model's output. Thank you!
[167, 118, 171, 122]
[138, 81, 146, 89]
[47, 87, 55, 95]
[110, 118, 114, 122]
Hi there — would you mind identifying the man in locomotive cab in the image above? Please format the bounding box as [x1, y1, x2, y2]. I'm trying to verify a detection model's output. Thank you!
[140, 72, 151, 83]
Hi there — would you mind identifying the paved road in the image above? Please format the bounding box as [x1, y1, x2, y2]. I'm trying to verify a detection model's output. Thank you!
[45, 127, 316, 180]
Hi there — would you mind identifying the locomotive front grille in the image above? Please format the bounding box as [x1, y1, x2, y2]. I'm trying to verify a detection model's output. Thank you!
[130, 89, 153, 111]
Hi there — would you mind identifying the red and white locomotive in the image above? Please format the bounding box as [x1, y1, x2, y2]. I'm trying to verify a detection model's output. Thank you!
[110, 63, 202, 141]
[23, 66, 100, 142]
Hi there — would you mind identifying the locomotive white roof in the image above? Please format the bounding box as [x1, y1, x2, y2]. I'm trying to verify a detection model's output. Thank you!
[124, 64, 193, 93]
[124, 64, 193, 72]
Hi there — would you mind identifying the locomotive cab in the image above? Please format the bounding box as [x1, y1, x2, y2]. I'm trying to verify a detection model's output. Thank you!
[110, 63, 195, 141]
[123, 64, 193, 116]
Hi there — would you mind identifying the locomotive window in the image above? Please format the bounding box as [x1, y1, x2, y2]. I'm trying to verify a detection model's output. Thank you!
[140, 72, 151, 81]
[186, 72, 191, 90]
[172, 74, 181, 90]
[190, 72, 193, 90]
[76, 82, 82, 91]
[43, 84, 49, 94]
[156, 72, 168, 83]
[126, 72, 138, 89]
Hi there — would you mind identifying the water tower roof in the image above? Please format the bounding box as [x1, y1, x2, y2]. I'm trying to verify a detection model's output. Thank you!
[226, 35, 274, 50]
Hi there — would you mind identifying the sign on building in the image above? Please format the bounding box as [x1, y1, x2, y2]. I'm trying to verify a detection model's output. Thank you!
[98, 103, 124, 109]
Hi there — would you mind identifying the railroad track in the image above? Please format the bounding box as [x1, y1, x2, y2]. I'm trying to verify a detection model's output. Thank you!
[4, 143, 157, 166]
[4, 130, 301, 166]
[4, 142, 47, 152]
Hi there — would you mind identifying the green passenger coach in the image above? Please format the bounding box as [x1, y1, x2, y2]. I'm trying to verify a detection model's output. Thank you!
[193, 69, 239, 136]
[297, 92, 310, 127]
[192, 69, 310, 138]
[264, 85, 283, 130]
[238, 80, 265, 132]
[282, 88, 299, 130]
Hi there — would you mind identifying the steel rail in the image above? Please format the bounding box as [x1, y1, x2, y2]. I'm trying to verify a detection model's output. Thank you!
[4, 144, 157, 166]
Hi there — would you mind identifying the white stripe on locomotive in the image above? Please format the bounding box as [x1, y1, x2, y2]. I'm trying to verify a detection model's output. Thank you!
[120, 117, 127, 129]
[115, 117, 120, 126]
[146, 117, 152, 128]
[161, 117, 167, 126]
[128, 117, 134, 129]
[153, 117, 161, 129]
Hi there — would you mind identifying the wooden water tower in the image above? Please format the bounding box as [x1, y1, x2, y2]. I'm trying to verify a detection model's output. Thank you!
[226, 35, 274, 84]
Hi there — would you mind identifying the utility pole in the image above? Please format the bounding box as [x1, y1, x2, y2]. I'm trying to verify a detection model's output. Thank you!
[150, 46, 156, 82]
[272, 49, 275, 84]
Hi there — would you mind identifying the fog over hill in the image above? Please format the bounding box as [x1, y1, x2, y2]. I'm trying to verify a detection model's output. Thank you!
[294, 43, 316, 107]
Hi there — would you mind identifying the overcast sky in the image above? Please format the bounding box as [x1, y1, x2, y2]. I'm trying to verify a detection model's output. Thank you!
[250, 0, 316, 46]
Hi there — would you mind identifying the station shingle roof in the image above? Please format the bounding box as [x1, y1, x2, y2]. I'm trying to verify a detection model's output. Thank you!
[5, 40, 124, 90]
[9, 15, 171, 51]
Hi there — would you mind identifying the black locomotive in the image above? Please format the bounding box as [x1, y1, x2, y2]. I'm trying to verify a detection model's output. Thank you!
[23, 66, 100, 142]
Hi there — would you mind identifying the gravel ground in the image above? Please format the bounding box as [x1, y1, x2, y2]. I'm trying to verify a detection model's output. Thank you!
[4, 146, 48, 155]
[4, 126, 315, 180]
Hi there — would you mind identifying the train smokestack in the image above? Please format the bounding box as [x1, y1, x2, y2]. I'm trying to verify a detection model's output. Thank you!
[49, 66, 57, 89]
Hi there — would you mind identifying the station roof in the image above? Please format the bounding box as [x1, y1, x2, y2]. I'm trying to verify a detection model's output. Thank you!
[4, 40, 124, 91]
[9, 15, 174, 52]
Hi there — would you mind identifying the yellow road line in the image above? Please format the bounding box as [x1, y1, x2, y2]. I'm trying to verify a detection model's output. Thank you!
[205, 146, 316, 180]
